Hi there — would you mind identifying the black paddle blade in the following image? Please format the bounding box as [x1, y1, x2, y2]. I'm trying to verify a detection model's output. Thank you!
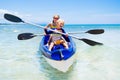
[4, 13, 23, 23]
[86, 29, 104, 34]
[18, 33, 36, 40]
[80, 38, 103, 46]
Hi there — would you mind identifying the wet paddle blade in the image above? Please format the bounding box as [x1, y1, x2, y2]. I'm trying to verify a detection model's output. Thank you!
[86, 29, 104, 34]
[18, 33, 36, 40]
[68, 29, 104, 34]
[80, 38, 103, 46]
[4, 13, 23, 23]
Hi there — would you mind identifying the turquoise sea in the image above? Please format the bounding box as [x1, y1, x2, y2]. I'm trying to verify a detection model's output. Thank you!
[0, 24, 120, 80]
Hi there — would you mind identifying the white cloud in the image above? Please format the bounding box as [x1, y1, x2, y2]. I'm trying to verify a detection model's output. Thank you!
[0, 9, 33, 23]
[0, 9, 49, 23]
[0, 9, 27, 17]
[0, 9, 10, 14]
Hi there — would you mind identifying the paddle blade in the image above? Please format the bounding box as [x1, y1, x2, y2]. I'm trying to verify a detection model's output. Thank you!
[80, 38, 103, 46]
[86, 29, 104, 34]
[4, 13, 23, 23]
[18, 33, 36, 40]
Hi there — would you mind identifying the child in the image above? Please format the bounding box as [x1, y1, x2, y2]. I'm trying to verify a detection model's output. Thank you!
[48, 19, 68, 51]
[44, 15, 60, 44]
[45, 15, 60, 29]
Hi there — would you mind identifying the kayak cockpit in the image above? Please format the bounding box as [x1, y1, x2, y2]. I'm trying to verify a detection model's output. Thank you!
[40, 35, 76, 61]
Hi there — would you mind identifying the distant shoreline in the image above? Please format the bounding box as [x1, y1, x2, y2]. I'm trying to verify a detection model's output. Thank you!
[0, 23, 24, 25]
[0, 23, 120, 26]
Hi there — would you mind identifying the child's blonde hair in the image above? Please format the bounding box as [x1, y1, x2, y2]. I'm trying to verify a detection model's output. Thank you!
[56, 19, 64, 27]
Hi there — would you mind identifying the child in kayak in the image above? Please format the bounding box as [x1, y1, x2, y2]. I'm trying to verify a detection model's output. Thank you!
[44, 15, 60, 44]
[45, 15, 60, 29]
[44, 19, 68, 51]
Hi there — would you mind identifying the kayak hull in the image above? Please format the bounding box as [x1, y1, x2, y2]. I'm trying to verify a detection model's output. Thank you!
[43, 53, 76, 72]
[40, 35, 76, 72]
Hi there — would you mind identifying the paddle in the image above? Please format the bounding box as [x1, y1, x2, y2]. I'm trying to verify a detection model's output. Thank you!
[68, 29, 104, 34]
[18, 33, 103, 46]
[4, 13, 103, 46]
[17, 29, 104, 40]
[17, 28, 104, 40]
[18, 33, 44, 40]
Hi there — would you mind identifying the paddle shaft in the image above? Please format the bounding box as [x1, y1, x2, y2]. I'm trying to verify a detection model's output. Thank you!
[22, 22, 103, 46]
[24, 22, 103, 39]
[4, 13, 103, 46]
[24, 21, 85, 39]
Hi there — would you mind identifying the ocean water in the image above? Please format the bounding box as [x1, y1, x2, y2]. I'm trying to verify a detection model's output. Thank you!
[0, 24, 120, 80]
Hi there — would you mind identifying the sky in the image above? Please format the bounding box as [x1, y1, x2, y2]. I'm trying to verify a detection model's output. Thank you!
[0, 0, 120, 24]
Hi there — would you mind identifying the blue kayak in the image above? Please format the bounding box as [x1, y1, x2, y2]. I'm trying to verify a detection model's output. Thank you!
[40, 35, 76, 61]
